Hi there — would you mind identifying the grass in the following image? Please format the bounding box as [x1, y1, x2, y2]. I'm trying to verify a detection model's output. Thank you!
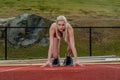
[92, 40, 120, 56]
[0, 28, 120, 60]
[0, 0, 120, 17]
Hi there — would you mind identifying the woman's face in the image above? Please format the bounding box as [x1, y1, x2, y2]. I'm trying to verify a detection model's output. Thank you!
[57, 21, 65, 32]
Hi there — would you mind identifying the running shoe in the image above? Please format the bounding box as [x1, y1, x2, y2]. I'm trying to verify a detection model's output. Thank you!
[52, 58, 60, 66]
[63, 56, 73, 66]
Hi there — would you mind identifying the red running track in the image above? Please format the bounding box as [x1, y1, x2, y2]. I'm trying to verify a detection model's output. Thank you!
[0, 64, 120, 80]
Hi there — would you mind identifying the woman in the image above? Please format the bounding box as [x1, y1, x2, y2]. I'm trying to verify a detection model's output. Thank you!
[44, 15, 82, 67]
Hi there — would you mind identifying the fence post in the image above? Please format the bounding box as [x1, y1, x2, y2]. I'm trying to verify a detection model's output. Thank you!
[89, 27, 92, 56]
[5, 27, 7, 60]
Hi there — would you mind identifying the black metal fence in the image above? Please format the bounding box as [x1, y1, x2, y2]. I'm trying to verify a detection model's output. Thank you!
[0, 26, 120, 60]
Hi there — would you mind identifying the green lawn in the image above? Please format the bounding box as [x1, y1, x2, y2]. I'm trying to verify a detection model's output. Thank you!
[0, 28, 120, 60]
[0, 0, 120, 17]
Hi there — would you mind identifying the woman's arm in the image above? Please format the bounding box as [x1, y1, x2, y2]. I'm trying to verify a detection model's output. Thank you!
[67, 24, 78, 63]
[47, 24, 55, 62]
[42, 23, 55, 67]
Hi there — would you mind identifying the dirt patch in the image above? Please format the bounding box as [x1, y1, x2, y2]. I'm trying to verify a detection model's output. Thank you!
[42, 14, 120, 26]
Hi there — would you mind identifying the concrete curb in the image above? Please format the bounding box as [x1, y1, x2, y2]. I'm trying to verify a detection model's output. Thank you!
[0, 55, 120, 66]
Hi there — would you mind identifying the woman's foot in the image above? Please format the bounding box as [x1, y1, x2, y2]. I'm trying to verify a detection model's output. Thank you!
[63, 56, 73, 66]
[52, 58, 60, 66]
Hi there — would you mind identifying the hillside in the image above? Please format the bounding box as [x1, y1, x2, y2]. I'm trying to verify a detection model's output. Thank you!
[0, 0, 120, 17]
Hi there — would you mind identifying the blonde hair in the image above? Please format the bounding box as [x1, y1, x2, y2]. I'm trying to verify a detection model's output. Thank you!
[56, 15, 67, 23]
[55, 15, 68, 42]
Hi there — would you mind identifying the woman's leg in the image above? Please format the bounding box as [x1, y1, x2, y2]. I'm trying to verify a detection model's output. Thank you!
[66, 39, 83, 66]
[42, 38, 60, 67]
[66, 40, 72, 56]
[52, 38, 60, 66]
[63, 40, 73, 66]
[52, 38, 60, 59]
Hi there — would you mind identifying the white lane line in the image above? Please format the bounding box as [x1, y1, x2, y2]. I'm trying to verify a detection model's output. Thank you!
[98, 65, 120, 69]
[0, 67, 27, 73]
[105, 58, 120, 61]
[104, 65, 120, 69]
[43, 67, 85, 71]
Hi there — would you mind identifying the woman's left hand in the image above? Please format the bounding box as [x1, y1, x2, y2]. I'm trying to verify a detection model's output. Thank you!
[74, 61, 84, 67]
[41, 61, 52, 67]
